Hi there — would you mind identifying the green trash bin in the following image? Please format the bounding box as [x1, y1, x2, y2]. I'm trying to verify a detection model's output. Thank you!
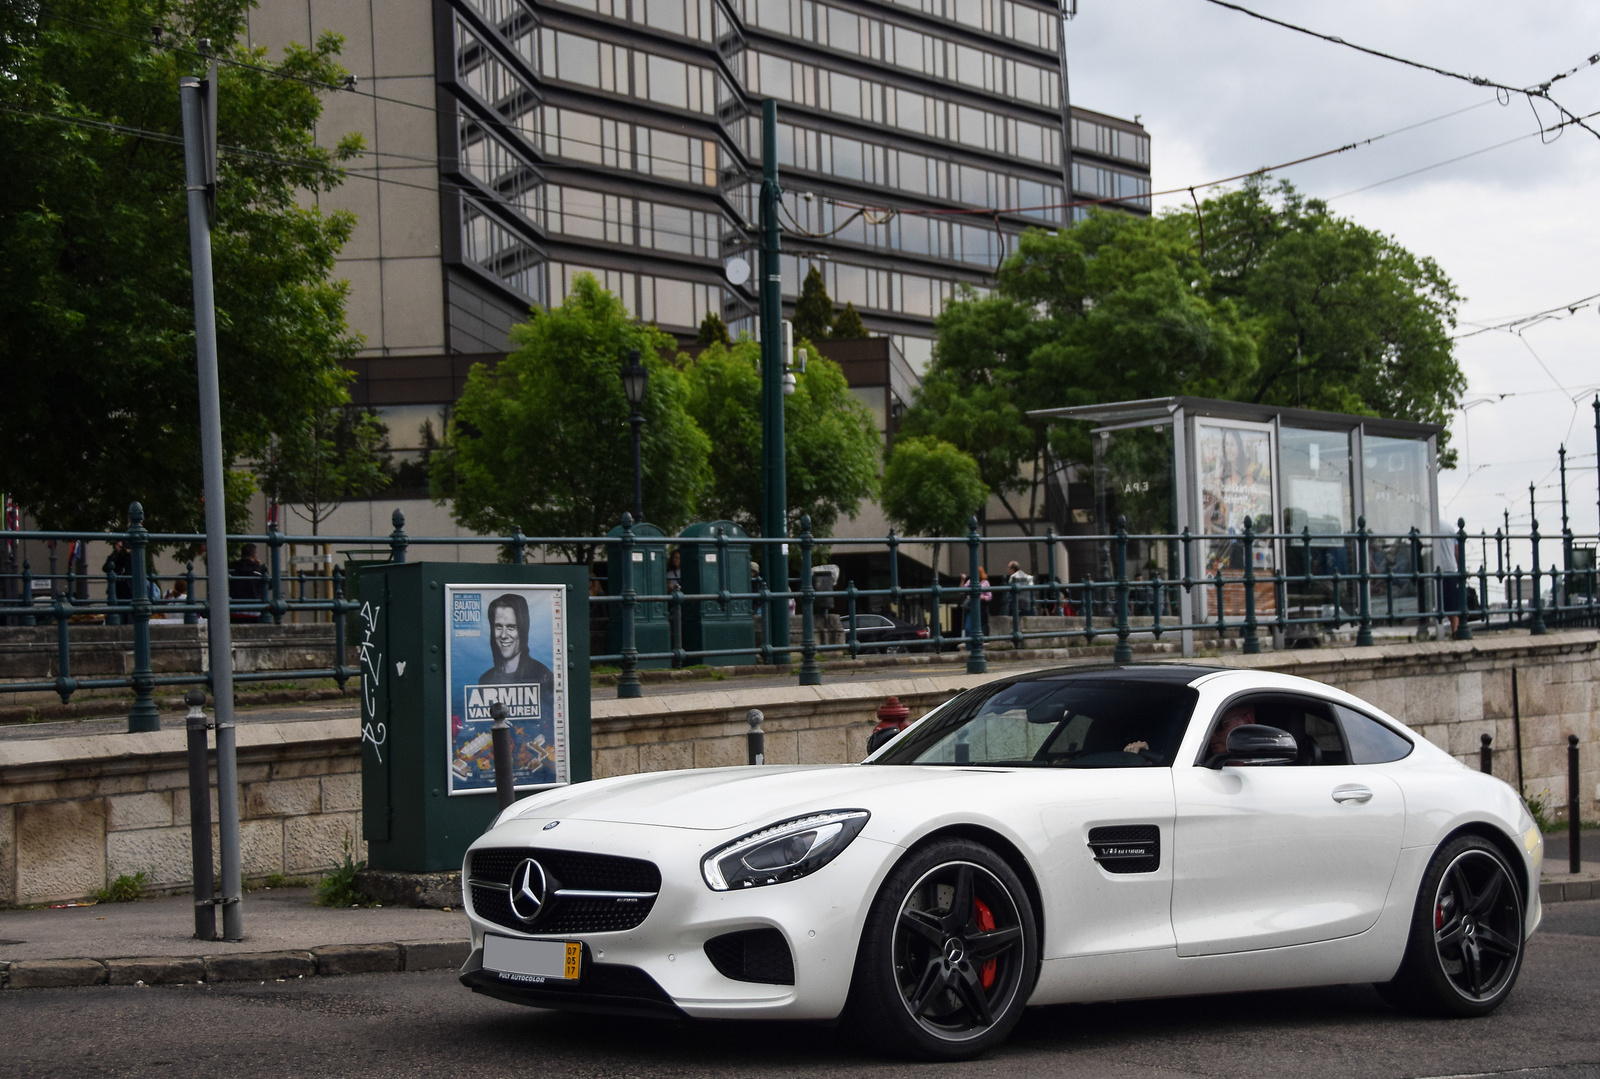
[678, 520, 756, 665]
[357, 562, 590, 873]
[605, 521, 670, 668]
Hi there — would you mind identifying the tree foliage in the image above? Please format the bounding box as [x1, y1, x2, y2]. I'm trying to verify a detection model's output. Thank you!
[430, 275, 711, 543]
[258, 405, 390, 535]
[831, 301, 868, 339]
[901, 182, 1466, 534]
[881, 437, 987, 538]
[792, 266, 835, 343]
[694, 310, 730, 347]
[681, 338, 881, 537]
[0, 0, 364, 532]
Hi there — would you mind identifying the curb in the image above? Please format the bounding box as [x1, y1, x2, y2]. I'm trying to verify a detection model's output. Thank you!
[1540, 878, 1599, 904]
[0, 938, 468, 991]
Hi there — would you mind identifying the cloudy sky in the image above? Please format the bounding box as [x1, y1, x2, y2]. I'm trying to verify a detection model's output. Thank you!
[1065, 0, 1600, 544]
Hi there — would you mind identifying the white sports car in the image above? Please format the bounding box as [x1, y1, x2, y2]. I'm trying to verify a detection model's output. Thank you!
[459, 664, 1543, 1059]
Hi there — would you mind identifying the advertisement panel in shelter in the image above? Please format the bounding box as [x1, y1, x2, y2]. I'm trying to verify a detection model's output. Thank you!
[444, 584, 568, 795]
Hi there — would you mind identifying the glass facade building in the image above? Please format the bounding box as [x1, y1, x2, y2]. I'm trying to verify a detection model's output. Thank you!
[438, 0, 1153, 368]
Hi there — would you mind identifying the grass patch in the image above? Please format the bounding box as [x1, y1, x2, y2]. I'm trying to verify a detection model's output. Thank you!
[315, 836, 372, 907]
[94, 872, 147, 903]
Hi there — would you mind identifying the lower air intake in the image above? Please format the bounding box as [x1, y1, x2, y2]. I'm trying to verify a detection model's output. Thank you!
[703, 928, 795, 985]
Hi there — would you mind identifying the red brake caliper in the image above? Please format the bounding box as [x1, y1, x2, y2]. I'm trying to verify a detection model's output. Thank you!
[974, 898, 997, 989]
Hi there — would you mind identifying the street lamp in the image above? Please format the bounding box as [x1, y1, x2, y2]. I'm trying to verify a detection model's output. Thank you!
[621, 349, 648, 523]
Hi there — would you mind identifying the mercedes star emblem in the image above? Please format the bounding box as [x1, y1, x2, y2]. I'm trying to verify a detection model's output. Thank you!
[508, 858, 548, 923]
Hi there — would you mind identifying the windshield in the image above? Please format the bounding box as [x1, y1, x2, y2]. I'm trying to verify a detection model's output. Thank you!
[870, 676, 1198, 768]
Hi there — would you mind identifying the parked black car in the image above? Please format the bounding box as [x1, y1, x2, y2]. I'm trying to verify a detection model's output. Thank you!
[848, 613, 931, 653]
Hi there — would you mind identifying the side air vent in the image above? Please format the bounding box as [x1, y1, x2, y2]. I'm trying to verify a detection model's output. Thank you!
[1087, 825, 1160, 874]
[704, 929, 795, 985]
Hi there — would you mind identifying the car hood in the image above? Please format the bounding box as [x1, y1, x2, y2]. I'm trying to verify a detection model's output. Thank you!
[503, 764, 998, 832]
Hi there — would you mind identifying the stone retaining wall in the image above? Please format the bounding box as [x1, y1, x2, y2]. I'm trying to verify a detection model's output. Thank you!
[2, 630, 1597, 907]
[0, 720, 361, 906]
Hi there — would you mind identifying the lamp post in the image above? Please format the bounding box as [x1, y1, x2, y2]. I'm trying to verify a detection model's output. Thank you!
[621, 349, 648, 523]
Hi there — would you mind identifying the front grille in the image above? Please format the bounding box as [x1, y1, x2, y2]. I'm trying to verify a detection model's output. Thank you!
[704, 929, 795, 985]
[1087, 824, 1160, 874]
[467, 847, 661, 934]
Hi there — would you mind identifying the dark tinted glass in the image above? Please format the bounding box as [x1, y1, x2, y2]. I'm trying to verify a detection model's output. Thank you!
[1335, 704, 1413, 764]
[870, 677, 1198, 769]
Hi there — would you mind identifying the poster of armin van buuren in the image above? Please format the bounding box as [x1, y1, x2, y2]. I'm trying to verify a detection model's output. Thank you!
[444, 584, 569, 796]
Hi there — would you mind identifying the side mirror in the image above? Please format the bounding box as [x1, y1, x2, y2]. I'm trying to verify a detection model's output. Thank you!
[1206, 724, 1298, 769]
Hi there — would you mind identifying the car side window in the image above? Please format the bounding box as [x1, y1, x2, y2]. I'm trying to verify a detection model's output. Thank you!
[1333, 704, 1414, 764]
[858, 615, 890, 628]
[1205, 695, 1349, 766]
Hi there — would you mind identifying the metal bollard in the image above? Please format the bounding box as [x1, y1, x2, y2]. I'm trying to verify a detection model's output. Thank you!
[747, 708, 765, 765]
[490, 701, 516, 812]
[1480, 732, 1493, 775]
[184, 688, 217, 941]
[1570, 734, 1581, 874]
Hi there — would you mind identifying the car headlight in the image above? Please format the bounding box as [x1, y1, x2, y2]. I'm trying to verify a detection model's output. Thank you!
[701, 810, 870, 891]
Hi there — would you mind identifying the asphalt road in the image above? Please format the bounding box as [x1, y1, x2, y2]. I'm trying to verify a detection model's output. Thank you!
[6, 900, 1599, 1079]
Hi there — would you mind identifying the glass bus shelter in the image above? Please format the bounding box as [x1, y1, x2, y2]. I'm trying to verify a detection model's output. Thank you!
[1029, 396, 1443, 642]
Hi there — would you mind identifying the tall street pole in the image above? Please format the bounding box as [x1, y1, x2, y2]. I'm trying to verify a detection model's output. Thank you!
[181, 71, 244, 941]
[759, 98, 789, 662]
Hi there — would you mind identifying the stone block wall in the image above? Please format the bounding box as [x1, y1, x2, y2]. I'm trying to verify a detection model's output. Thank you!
[0, 720, 361, 906]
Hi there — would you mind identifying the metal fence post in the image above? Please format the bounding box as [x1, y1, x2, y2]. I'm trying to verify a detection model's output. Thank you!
[509, 526, 526, 565]
[1046, 527, 1060, 613]
[127, 501, 160, 732]
[617, 513, 642, 699]
[965, 516, 986, 674]
[52, 595, 76, 705]
[1454, 518, 1474, 641]
[846, 581, 860, 658]
[266, 517, 284, 624]
[1569, 734, 1581, 873]
[184, 687, 217, 941]
[105, 562, 121, 626]
[1355, 516, 1374, 646]
[1113, 516, 1133, 663]
[1529, 515, 1546, 635]
[798, 515, 821, 685]
[18, 561, 34, 626]
[746, 708, 765, 765]
[332, 566, 349, 689]
[183, 561, 197, 625]
[1479, 732, 1493, 774]
[388, 508, 408, 564]
[1241, 517, 1261, 654]
[887, 529, 902, 616]
[490, 701, 516, 812]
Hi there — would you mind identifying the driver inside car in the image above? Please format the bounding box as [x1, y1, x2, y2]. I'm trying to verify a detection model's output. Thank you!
[1207, 702, 1258, 757]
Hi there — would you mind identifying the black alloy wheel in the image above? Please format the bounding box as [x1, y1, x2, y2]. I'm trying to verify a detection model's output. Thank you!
[1378, 834, 1526, 1016]
[847, 839, 1038, 1060]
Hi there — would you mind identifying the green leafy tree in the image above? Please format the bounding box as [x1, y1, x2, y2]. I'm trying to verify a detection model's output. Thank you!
[695, 310, 731, 347]
[258, 404, 391, 535]
[430, 275, 711, 549]
[830, 301, 868, 339]
[903, 213, 1257, 535]
[881, 437, 987, 538]
[682, 338, 881, 536]
[0, 0, 364, 532]
[792, 265, 835, 342]
[1192, 178, 1465, 459]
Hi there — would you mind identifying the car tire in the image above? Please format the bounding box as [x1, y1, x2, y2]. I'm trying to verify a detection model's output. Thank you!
[883, 644, 908, 655]
[1376, 833, 1526, 1017]
[845, 839, 1038, 1060]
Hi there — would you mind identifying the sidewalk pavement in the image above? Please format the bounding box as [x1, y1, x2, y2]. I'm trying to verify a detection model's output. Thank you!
[0, 886, 467, 989]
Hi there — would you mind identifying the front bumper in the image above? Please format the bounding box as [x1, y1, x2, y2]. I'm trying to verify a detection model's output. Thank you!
[459, 815, 901, 1020]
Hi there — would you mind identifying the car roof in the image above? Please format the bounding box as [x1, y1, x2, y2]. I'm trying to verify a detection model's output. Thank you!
[1010, 663, 1232, 686]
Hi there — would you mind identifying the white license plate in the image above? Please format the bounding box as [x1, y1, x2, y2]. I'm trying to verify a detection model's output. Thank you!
[483, 935, 582, 982]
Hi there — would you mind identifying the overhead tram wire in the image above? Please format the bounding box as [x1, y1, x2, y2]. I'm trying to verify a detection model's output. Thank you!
[1198, 0, 1600, 142]
[1454, 292, 1600, 339]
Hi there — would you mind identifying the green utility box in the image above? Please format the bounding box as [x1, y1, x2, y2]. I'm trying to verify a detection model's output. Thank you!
[678, 520, 756, 665]
[605, 521, 670, 667]
[358, 562, 590, 872]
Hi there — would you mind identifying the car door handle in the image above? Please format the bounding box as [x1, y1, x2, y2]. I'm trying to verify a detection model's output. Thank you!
[1332, 784, 1373, 804]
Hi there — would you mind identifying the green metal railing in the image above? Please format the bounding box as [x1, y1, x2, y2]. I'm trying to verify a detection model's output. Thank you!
[2, 503, 1596, 729]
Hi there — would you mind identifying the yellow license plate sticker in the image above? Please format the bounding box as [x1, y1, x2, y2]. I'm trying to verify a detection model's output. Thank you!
[564, 941, 581, 979]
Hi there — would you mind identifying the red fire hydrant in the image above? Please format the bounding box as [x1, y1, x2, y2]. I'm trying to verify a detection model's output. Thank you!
[867, 696, 912, 755]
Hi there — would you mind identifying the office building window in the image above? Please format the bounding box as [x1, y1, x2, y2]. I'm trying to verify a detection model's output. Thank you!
[549, 261, 721, 327]
[533, 28, 727, 114]
[781, 191, 1017, 269]
[552, 0, 722, 42]
[462, 198, 545, 302]
[532, 105, 721, 186]
[1071, 117, 1151, 166]
[538, 185, 721, 258]
[1071, 162, 1151, 209]
[780, 255, 968, 320]
[878, 0, 1059, 51]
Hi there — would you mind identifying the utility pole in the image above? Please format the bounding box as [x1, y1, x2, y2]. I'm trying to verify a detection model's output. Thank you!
[180, 65, 244, 941]
[759, 99, 789, 663]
